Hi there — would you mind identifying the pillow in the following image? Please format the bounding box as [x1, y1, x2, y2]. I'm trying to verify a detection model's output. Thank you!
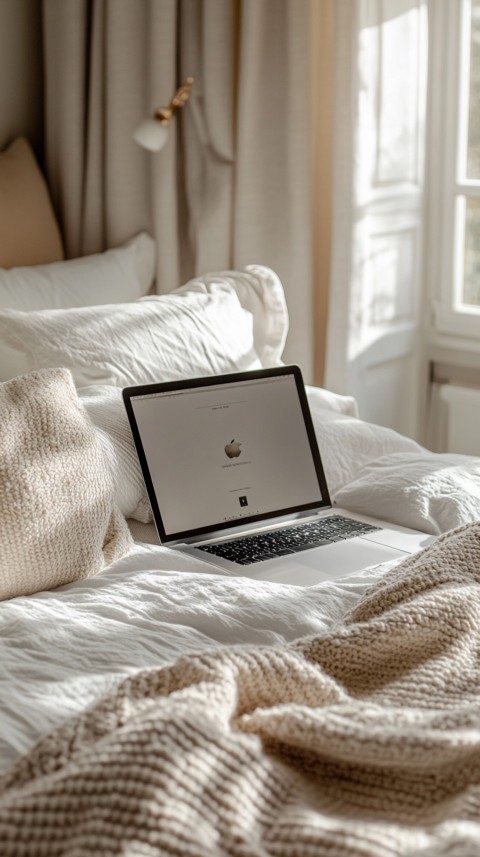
[0, 232, 155, 312]
[333, 451, 480, 535]
[0, 232, 156, 381]
[310, 407, 422, 497]
[0, 276, 263, 388]
[175, 265, 289, 367]
[305, 384, 359, 418]
[79, 384, 152, 522]
[0, 137, 64, 268]
[0, 369, 132, 601]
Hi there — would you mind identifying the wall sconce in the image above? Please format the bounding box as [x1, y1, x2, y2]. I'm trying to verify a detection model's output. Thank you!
[133, 77, 194, 152]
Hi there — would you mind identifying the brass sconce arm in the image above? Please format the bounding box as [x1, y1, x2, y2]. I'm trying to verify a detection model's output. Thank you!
[153, 77, 195, 125]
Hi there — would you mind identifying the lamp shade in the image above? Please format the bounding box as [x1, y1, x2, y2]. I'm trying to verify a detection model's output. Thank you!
[133, 119, 169, 152]
[133, 78, 193, 153]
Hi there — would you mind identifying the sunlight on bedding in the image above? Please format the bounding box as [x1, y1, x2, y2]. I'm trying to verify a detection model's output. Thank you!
[0, 544, 391, 774]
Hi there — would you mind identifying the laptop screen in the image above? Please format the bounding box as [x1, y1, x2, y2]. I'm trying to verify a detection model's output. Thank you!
[124, 367, 331, 543]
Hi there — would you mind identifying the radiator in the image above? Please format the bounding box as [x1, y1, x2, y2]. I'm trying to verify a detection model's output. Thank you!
[436, 384, 480, 456]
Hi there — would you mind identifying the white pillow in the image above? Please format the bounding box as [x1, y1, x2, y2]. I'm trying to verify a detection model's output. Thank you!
[305, 385, 359, 418]
[333, 451, 480, 535]
[0, 279, 262, 388]
[79, 385, 152, 522]
[0, 232, 156, 381]
[175, 265, 289, 367]
[0, 232, 155, 312]
[310, 408, 422, 497]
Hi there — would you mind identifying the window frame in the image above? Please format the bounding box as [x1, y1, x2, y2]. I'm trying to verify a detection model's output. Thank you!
[429, 0, 480, 342]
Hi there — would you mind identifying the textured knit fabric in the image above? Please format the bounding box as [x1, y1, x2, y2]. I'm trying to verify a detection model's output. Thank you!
[1, 522, 480, 855]
[0, 368, 132, 600]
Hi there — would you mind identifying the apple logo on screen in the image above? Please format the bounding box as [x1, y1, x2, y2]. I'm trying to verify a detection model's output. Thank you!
[225, 439, 242, 459]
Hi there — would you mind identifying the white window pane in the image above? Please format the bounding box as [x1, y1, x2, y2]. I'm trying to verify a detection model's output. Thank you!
[463, 197, 480, 305]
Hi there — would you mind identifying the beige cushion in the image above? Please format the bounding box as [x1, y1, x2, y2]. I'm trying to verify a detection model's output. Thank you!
[0, 368, 132, 601]
[0, 137, 64, 268]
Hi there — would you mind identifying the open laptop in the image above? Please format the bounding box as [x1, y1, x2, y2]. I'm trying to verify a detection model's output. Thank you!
[123, 365, 433, 586]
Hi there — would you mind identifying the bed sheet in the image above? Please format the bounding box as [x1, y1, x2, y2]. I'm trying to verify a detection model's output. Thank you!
[0, 540, 394, 775]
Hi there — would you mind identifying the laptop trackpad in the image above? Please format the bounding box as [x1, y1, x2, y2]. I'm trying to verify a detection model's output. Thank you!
[246, 538, 407, 587]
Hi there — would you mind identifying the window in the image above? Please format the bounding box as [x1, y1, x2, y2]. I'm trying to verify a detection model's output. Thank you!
[463, 1, 480, 307]
[431, 0, 480, 340]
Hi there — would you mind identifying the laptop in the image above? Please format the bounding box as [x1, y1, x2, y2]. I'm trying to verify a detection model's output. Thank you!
[123, 365, 433, 587]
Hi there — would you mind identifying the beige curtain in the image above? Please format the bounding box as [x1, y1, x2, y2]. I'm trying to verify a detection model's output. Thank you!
[42, 0, 316, 376]
[0, 0, 44, 155]
[310, 0, 333, 387]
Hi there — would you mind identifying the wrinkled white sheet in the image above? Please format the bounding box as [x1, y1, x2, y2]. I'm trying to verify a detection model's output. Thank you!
[0, 542, 393, 774]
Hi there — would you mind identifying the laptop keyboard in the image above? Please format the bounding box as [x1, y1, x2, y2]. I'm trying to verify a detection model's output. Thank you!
[197, 515, 381, 565]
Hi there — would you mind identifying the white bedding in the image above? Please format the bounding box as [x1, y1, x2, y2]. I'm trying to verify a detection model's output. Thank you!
[2, 259, 479, 807]
[1, 388, 480, 776]
[0, 541, 392, 775]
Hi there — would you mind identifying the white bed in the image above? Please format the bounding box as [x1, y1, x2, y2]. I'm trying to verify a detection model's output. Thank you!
[1, 175, 480, 851]
[1, 371, 478, 773]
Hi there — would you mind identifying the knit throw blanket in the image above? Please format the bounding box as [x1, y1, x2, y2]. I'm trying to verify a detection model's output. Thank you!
[0, 368, 132, 600]
[2, 523, 480, 856]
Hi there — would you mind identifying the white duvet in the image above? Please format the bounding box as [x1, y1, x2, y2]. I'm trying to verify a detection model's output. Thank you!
[0, 542, 392, 775]
[1, 386, 480, 776]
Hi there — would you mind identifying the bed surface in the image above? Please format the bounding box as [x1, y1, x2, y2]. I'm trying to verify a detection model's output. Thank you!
[1, 381, 479, 772]
[0, 539, 393, 775]
[1, 380, 479, 775]
[3, 524, 480, 855]
[1, 251, 480, 853]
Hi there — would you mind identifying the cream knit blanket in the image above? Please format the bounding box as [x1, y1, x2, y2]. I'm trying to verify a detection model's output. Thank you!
[2, 522, 480, 855]
[0, 368, 132, 600]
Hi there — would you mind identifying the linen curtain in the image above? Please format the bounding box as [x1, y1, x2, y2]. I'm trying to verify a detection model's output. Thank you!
[41, 0, 317, 376]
